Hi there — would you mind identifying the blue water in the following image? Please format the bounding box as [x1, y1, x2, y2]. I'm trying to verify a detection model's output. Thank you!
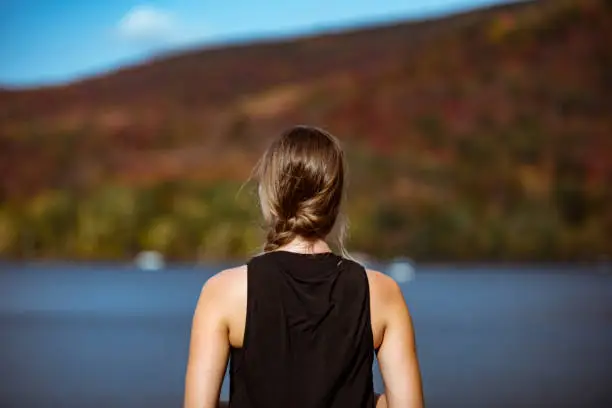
[1, 263, 611, 408]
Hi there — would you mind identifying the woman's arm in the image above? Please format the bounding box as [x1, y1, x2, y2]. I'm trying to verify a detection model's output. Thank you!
[375, 393, 388, 408]
[184, 274, 230, 408]
[376, 279, 424, 408]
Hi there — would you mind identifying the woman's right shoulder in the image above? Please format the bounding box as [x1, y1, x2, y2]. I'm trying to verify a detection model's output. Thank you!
[366, 269, 405, 309]
[366, 269, 412, 350]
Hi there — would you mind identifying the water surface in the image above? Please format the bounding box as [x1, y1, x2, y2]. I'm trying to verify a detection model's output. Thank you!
[1, 263, 611, 407]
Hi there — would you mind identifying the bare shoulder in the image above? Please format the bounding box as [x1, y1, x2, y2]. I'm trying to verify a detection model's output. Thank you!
[198, 265, 248, 314]
[366, 269, 410, 349]
[366, 269, 404, 306]
[204, 264, 247, 287]
[367, 271, 423, 407]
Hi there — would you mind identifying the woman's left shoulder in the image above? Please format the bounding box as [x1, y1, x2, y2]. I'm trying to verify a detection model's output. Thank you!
[202, 265, 247, 299]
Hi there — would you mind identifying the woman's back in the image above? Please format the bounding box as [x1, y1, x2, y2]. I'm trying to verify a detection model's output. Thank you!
[229, 251, 375, 408]
[183, 125, 423, 408]
[185, 252, 422, 408]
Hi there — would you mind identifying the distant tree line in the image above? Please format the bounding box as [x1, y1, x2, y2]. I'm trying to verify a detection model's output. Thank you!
[0, 143, 609, 262]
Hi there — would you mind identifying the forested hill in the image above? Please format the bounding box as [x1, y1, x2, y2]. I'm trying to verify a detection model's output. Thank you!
[0, 0, 610, 261]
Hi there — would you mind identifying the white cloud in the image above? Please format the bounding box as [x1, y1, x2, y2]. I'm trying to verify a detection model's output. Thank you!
[117, 5, 175, 42]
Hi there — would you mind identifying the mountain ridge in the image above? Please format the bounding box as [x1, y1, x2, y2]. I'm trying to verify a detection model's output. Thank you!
[1, 0, 530, 92]
[0, 0, 610, 261]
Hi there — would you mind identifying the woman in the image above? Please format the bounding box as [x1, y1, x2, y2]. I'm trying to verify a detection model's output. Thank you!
[184, 125, 423, 408]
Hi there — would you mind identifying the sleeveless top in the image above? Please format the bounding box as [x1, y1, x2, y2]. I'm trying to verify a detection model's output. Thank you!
[229, 251, 375, 408]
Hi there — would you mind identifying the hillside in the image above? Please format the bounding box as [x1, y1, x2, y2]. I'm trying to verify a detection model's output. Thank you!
[0, 0, 610, 261]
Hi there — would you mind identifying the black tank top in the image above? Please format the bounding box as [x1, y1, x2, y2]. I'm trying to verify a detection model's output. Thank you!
[229, 251, 375, 408]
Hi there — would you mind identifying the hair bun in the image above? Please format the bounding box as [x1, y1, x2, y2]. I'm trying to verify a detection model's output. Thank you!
[285, 209, 318, 236]
[258, 125, 346, 252]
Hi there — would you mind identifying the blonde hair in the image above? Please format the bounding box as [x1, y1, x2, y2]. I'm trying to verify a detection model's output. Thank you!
[255, 125, 349, 255]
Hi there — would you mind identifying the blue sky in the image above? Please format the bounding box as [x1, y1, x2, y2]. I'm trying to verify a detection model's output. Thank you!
[0, 0, 511, 87]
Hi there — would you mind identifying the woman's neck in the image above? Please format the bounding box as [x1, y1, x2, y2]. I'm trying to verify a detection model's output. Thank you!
[277, 237, 331, 254]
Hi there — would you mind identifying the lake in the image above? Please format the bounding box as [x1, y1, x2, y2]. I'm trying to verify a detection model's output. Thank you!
[1, 262, 611, 408]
